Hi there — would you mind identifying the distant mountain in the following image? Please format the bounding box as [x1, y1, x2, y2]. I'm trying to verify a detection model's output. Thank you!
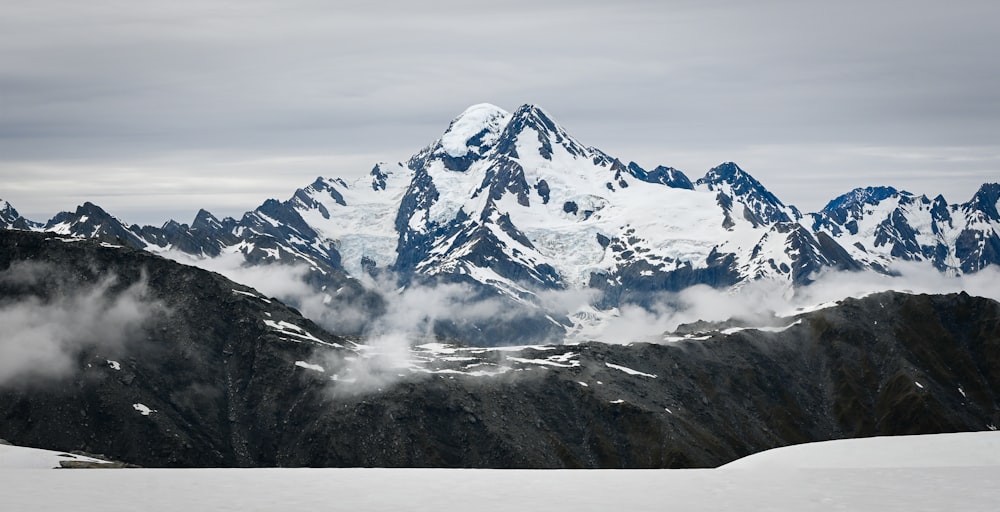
[2, 229, 999, 468]
[809, 183, 1000, 273]
[1, 103, 997, 344]
[0, 199, 39, 231]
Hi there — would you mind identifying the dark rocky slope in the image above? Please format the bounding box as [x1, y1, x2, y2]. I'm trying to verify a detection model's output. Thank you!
[0, 229, 998, 468]
[0, 229, 348, 467]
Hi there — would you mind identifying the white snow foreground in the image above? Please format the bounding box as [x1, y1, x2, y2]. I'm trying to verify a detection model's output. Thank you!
[0, 444, 111, 469]
[2, 432, 1000, 511]
[720, 430, 1000, 469]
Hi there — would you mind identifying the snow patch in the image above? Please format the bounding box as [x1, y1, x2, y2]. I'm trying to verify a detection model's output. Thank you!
[232, 289, 271, 303]
[721, 320, 801, 335]
[264, 319, 341, 347]
[505, 355, 579, 369]
[605, 362, 657, 378]
[295, 361, 325, 372]
[132, 403, 155, 416]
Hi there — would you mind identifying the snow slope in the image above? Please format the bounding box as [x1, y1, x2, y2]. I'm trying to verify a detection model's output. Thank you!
[722, 431, 1000, 469]
[0, 444, 111, 469]
[290, 163, 412, 278]
[2, 433, 999, 511]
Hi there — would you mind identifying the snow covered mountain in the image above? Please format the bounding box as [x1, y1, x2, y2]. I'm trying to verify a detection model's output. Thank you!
[0, 199, 39, 230]
[808, 183, 1000, 274]
[1, 103, 998, 343]
[390, 104, 866, 316]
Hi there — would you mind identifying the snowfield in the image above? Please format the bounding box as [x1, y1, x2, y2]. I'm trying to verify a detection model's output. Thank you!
[2, 432, 999, 511]
[0, 444, 111, 469]
[721, 430, 1000, 469]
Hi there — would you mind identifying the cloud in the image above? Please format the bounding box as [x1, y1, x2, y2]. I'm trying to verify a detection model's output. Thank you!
[588, 263, 1000, 344]
[0, 261, 164, 386]
[171, 250, 316, 301]
[168, 246, 1000, 344]
[164, 249, 375, 334]
[585, 281, 791, 344]
[165, 248, 558, 338]
[796, 262, 1000, 305]
[311, 276, 584, 395]
[162, 251, 565, 392]
[3, 1, 1000, 224]
[161, 248, 1000, 392]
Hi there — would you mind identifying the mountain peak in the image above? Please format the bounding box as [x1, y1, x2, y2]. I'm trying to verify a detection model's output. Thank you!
[495, 103, 589, 160]
[701, 162, 746, 182]
[696, 162, 801, 225]
[626, 162, 695, 190]
[191, 208, 222, 230]
[968, 182, 1000, 219]
[506, 103, 562, 136]
[438, 103, 511, 159]
[80, 201, 101, 210]
[41, 201, 146, 247]
[406, 103, 513, 173]
[697, 162, 767, 191]
[0, 198, 37, 230]
[511, 103, 552, 121]
[0, 198, 17, 218]
[821, 186, 903, 213]
[716, 161, 741, 172]
[697, 162, 757, 190]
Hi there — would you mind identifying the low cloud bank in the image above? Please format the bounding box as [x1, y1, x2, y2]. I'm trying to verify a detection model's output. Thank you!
[0, 262, 164, 386]
[164, 250, 534, 392]
[163, 250, 1000, 351]
[591, 262, 1000, 344]
[160, 250, 1000, 394]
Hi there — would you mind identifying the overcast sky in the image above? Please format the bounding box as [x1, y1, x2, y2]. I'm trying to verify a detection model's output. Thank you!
[2, 0, 998, 225]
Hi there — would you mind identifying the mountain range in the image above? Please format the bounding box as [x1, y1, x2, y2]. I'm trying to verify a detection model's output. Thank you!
[2, 103, 998, 344]
[1, 229, 998, 468]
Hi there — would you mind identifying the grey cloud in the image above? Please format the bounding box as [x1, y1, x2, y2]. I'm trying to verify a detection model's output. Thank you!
[166, 246, 1000, 350]
[0, 261, 165, 386]
[591, 262, 1000, 344]
[2, 1, 999, 223]
[162, 251, 530, 394]
[162, 244, 1000, 389]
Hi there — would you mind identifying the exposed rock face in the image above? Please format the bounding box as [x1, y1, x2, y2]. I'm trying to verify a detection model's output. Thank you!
[1, 229, 998, 468]
[0, 229, 346, 467]
[0, 200, 38, 231]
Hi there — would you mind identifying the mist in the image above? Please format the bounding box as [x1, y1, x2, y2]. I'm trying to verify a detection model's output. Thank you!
[162, 249, 1000, 353]
[163, 250, 533, 392]
[0, 261, 164, 386]
[590, 262, 1000, 344]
